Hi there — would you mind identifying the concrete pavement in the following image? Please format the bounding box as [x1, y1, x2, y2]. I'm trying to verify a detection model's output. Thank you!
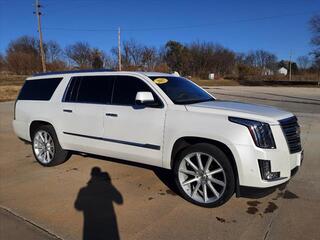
[0, 86, 319, 240]
[0, 208, 58, 240]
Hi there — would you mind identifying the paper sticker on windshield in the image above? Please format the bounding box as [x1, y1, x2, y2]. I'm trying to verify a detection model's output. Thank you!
[154, 78, 168, 84]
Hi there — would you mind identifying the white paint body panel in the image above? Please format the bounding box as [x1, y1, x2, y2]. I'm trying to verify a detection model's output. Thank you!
[12, 71, 302, 189]
[101, 104, 166, 166]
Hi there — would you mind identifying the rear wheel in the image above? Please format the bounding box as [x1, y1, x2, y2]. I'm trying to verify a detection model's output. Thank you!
[173, 143, 235, 207]
[32, 125, 70, 166]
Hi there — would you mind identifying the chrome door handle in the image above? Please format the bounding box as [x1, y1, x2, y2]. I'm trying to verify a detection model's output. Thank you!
[105, 113, 118, 117]
[63, 109, 73, 113]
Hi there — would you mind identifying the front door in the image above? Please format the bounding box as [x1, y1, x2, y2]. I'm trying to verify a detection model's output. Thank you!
[102, 75, 166, 167]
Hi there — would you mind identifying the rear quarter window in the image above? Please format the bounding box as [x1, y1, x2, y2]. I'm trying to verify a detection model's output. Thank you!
[18, 78, 63, 101]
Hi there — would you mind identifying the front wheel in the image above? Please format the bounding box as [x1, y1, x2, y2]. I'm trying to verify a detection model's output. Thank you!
[32, 125, 70, 166]
[173, 143, 235, 207]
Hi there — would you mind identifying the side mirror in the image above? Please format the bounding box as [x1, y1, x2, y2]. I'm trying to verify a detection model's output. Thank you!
[135, 91, 155, 105]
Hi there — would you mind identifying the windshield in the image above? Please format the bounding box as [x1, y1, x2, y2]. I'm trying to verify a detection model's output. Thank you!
[150, 76, 214, 104]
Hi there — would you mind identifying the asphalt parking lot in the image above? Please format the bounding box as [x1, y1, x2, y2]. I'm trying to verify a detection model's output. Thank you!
[1, 86, 320, 240]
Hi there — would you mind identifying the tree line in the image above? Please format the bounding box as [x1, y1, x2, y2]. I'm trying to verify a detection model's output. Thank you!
[0, 15, 319, 79]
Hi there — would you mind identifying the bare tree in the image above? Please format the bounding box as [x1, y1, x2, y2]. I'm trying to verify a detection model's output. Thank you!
[310, 15, 320, 48]
[309, 14, 320, 69]
[6, 36, 41, 74]
[110, 47, 123, 68]
[65, 42, 92, 69]
[111, 39, 158, 70]
[125, 39, 145, 66]
[2, 35, 293, 79]
[212, 46, 236, 76]
[185, 42, 235, 78]
[297, 55, 311, 70]
[141, 46, 159, 71]
[111, 40, 143, 70]
[243, 52, 255, 66]
[153, 46, 170, 72]
[235, 52, 246, 64]
[187, 41, 212, 76]
[105, 49, 118, 69]
[247, 50, 277, 69]
[91, 48, 105, 69]
[0, 53, 5, 71]
[120, 39, 146, 69]
[45, 41, 62, 63]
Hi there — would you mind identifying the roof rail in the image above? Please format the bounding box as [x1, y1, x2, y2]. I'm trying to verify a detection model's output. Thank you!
[32, 69, 115, 77]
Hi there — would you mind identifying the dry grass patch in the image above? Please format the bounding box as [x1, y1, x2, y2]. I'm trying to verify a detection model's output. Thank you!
[192, 79, 240, 86]
[0, 85, 21, 102]
[0, 74, 27, 86]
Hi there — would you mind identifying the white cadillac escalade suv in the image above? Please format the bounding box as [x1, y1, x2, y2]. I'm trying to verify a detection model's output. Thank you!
[13, 70, 303, 207]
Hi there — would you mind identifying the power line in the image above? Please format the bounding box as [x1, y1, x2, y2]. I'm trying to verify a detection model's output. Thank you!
[43, 27, 117, 32]
[125, 11, 320, 32]
[43, 10, 320, 33]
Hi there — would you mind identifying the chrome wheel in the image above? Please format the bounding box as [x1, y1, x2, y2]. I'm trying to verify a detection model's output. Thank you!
[178, 152, 227, 204]
[33, 130, 55, 164]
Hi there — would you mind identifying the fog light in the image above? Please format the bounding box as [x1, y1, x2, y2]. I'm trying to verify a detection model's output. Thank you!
[258, 160, 280, 181]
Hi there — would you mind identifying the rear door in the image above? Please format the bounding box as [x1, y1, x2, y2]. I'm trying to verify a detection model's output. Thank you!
[102, 75, 166, 167]
[60, 75, 114, 154]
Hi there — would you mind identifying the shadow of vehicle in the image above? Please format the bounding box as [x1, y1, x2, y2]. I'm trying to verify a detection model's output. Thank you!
[238, 181, 288, 199]
[74, 167, 123, 240]
[73, 152, 289, 202]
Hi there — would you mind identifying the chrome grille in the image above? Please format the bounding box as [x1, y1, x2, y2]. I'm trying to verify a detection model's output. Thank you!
[279, 116, 302, 154]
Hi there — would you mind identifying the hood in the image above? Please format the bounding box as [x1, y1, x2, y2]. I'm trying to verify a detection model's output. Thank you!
[185, 100, 293, 124]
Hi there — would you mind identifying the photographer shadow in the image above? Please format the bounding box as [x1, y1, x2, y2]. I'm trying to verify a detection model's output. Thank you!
[74, 167, 123, 240]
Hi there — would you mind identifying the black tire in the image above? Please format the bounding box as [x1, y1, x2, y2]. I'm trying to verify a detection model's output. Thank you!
[173, 143, 235, 207]
[31, 125, 70, 167]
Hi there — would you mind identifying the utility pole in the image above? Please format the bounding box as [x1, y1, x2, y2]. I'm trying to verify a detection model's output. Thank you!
[118, 27, 122, 71]
[35, 0, 46, 72]
[289, 51, 292, 81]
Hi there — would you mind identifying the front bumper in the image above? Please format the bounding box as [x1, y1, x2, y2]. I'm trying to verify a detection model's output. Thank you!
[231, 141, 303, 189]
[236, 165, 300, 198]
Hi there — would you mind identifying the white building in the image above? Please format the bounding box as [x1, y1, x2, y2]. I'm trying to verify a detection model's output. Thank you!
[278, 67, 288, 75]
[208, 73, 215, 80]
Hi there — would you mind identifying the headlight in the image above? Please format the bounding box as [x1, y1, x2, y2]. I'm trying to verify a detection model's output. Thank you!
[228, 117, 276, 149]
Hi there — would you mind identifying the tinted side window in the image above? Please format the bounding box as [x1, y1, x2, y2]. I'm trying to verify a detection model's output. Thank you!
[112, 76, 160, 106]
[76, 76, 114, 104]
[63, 77, 80, 102]
[18, 78, 62, 101]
